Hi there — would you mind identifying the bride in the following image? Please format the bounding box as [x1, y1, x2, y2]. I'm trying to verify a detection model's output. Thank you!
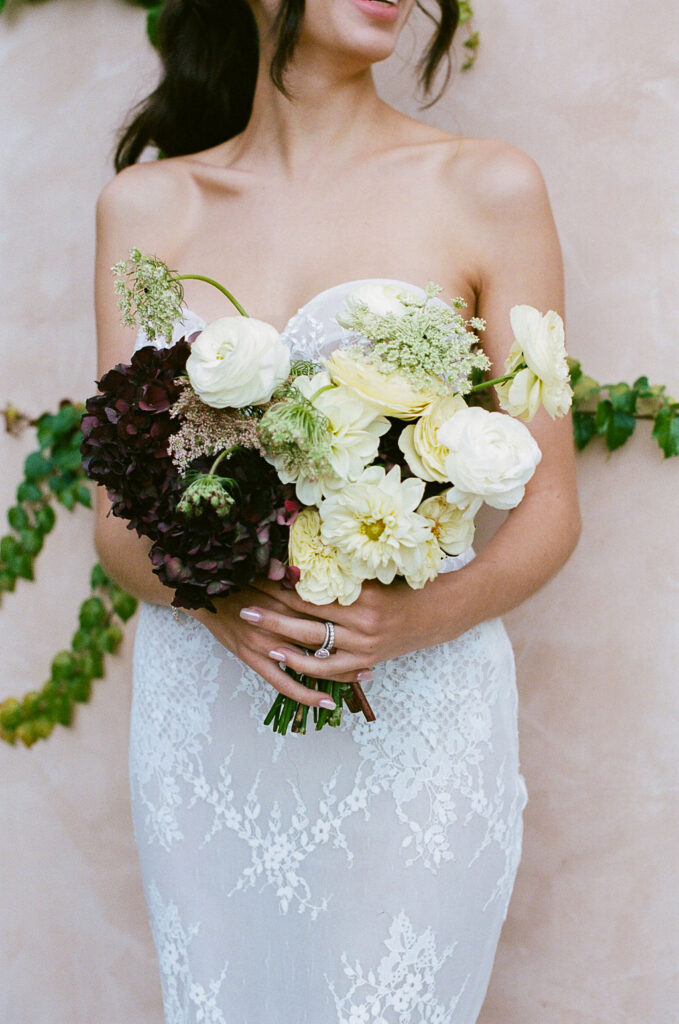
[94, 0, 581, 1021]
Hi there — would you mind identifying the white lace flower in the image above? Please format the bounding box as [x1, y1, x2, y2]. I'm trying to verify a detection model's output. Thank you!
[289, 508, 363, 606]
[398, 394, 467, 482]
[437, 405, 542, 516]
[496, 305, 572, 420]
[267, 371, 390, 505]
[417, 491, 476, 556]
[186, 316, 290, 408]
[319, 465, 434, 585]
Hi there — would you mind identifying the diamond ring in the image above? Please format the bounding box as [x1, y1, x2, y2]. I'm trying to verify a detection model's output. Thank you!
[313, 621, 335, 659]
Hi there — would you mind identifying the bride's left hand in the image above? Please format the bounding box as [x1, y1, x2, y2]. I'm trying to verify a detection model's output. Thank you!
[243, 575, 459, 680]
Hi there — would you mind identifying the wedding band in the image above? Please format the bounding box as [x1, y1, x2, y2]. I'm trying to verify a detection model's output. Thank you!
[313, 621, 335, 659]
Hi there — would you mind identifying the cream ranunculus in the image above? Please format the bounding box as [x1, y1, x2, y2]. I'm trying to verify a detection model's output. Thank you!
[267, 371, 390, 505]
[398, 394, 468, 482]
[437, 406, 542, 516]
[496, 306, 572, 420]
[324, 348, 440, 421]
[186, 316, 290, 408]
[319, 465, 434, 586]
[417, 492, 476, 556]
[289, 508, 362, 606]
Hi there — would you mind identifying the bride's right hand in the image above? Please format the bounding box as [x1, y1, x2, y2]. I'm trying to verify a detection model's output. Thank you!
[189, 586, 345, 710]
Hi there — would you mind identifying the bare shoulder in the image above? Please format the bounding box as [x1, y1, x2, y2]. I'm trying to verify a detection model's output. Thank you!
[96, 157, 199, 261]
[446, 136, 552, 222]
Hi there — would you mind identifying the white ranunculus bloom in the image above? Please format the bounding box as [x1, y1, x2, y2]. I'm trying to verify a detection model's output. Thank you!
[289, 509, 362, 606]
[324, 348, 440, 420]
[186, 316, 290, 408]
[496, 305, 572, 420]
[267, 371, 390, 505]
[319, 465, 434, 586]
[398, 394, 468, 482]
[417, 492, 476, 556]
[340, 283, 410, 318]
[437, 406, 542, 517]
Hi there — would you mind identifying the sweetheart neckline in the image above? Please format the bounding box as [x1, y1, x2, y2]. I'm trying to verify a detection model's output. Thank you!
[179, 277, 429, 337]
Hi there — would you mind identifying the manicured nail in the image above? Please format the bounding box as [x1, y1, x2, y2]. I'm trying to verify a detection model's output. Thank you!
[269, 649, 287, 661]
[240, 608, 262, 623]
[357, 671, 374, 682]
[318, 698, 336, 710]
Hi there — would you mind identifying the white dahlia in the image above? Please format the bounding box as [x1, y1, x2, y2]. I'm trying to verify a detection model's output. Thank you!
[319, 465, 435, 586]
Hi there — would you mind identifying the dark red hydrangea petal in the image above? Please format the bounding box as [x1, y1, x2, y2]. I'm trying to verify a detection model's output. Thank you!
[82, 342, 294, 613]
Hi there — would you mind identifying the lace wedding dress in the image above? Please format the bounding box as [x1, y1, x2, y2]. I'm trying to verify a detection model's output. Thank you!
[129, 280, 527, 1024]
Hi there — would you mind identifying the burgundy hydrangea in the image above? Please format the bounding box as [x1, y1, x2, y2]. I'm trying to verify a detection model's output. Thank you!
[81, 342, 295, 612]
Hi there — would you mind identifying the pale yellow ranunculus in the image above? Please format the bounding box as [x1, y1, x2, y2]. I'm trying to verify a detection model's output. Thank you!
[324, 348, 440, 421]
[398, 394, 467, 482]
[496, 306, 572, 421]
[289, 508, 362, 606]
[417, 492, 476, 556]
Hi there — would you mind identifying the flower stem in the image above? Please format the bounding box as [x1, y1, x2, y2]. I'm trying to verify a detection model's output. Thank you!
[177, 275, 249, 317]
[469, 369, 518, 393]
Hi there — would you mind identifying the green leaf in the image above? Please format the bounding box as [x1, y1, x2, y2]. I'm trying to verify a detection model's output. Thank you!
[90, 563, 109, 589]
[79, 597, 107, 630]
[9, 553, 33, 580]
[608, 383, 638, 416]
[572, 411, 597, 451]
[595, 399, 612, 435]
[16, 481, 42, 503]
[24, 451, 51, 481]
[101, 624, 124, 653]
[0, 535, 20, 561]
[605, 410, 637, 451]
[652, 406, 679, 458]
[8, 506, 29, 531]
[572, 373, 601, 406]
[111, 590, 138, 622]
[19, 528, 43, 557]
[34, 504, 56, 534]
[458, 0, 474, 23]
[146, 4, 163, 48]
[75, 484, 92, 508]
[51, 651, 78, 681]
[58, 490, 75, 511]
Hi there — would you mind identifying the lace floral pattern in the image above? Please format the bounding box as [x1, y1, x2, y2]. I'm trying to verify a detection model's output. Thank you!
[130, 281, 528, 1024]
[327, 912, 468, 1024]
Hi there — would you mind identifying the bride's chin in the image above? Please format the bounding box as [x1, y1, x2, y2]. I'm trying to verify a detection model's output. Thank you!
[302, 0, 412, 63]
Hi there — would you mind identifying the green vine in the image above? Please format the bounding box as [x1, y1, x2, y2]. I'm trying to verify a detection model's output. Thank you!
[0, 403, 138, 746]
[569, 360, 679, 457]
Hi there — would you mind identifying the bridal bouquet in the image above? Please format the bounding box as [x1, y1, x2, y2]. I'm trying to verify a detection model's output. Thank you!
[82, 250, 572, 735]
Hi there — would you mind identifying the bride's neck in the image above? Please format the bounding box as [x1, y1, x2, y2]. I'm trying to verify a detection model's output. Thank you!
[233, 55, 388, 176]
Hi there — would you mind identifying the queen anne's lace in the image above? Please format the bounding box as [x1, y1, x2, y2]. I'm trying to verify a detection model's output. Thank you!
[130, 281, 528, 1024]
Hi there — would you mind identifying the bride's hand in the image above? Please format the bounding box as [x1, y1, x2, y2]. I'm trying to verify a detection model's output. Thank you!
[245, 575, 458, 682]
[190, 584, 373, 710]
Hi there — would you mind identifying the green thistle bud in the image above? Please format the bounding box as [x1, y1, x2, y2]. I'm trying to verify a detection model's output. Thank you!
[178, 475, 235, 519]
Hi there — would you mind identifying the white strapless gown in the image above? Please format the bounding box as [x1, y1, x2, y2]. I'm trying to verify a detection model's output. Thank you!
[129, 280, 527, 1024]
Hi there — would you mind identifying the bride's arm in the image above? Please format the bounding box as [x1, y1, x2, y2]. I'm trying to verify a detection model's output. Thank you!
[245, 145, 581, 673]
[92, 167, 357, 709]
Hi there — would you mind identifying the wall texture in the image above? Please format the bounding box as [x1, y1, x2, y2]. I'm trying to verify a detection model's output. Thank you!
[1, 2, 677, 1022]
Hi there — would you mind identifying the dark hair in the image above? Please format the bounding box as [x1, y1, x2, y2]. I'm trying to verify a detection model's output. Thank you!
[115, 0, 461, 171]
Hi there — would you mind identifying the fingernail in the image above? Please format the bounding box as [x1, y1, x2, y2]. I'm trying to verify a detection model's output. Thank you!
[240, 608, 262, 623]
[268, 649, 287, 661]
[318, 698, 336, 710]
[357, 671, 374, 682]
